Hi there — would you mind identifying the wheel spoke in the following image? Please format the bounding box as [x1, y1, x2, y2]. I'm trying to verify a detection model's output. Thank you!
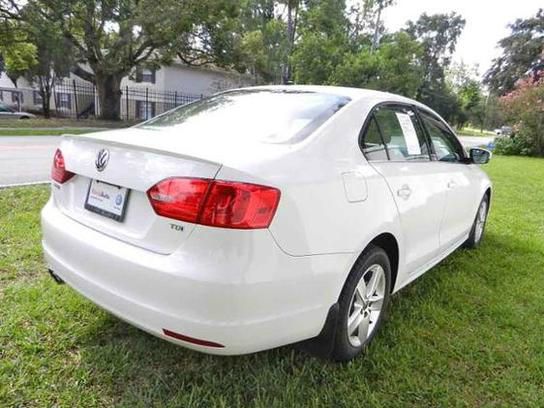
[369, 297, 384, 312]
[348, 309, 363, 335]
[366, 268, 381, 297]
[356, 279, 367, 301]
[357, 313, 370, 342]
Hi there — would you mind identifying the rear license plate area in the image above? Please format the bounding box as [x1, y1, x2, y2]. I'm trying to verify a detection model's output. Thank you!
[84, 179, 129, 222]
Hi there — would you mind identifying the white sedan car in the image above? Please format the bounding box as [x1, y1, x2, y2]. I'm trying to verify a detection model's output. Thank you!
[41, 86, 491, 361]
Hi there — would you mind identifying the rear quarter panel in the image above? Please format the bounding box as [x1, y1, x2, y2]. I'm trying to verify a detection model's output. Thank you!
[218, 97, 404, 265]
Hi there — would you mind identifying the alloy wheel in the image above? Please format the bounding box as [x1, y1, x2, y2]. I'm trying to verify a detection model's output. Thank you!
[347, 264, 386, 347]
[474, 200, 488, 243]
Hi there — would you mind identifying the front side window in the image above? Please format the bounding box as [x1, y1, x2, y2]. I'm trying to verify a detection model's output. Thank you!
[363, 105, 430, 162]
[420, 111, 465, 162]
[140, 90, 351, 144]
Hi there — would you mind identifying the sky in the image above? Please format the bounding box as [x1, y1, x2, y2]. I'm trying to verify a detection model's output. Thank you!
[382, 0, 543, 78]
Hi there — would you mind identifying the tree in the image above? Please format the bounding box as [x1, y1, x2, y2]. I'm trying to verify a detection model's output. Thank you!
[406, 12, 466, 121]
[447, 62, 484, 129]
[0, 21, 37, 110]
[484, 9, 544, 95]
[280, 0, 301, 84]
[291, 0, 350, 84]
[0, 19, 37, 88]
[1, 42, 36, 87]
[332, 32, 423, 98]
[370, 0, 395, 52]
[498, 77, 544, 156]
[25, 23, 74, 118]
[0, 0, 240, 120]
[237, 0, 289, 84]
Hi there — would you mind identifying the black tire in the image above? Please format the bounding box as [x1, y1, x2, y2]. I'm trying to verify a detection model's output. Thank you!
[464, 194, 489, 249]
[331, 245, 391, 362]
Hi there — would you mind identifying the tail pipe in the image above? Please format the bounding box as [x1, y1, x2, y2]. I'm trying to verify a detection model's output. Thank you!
[48, 269, 65, 284]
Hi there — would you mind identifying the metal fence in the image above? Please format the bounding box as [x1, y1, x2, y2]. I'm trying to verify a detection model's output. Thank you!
[0, 80, 203, 121]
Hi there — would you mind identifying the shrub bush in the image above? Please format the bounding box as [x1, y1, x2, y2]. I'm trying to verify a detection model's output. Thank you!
[494, 135, 533, 156]
[499, 76, 544, 156]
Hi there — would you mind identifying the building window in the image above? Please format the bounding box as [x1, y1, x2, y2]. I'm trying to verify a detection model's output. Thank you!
[56, 92, 71, 109]
[136, 67, 156, 84]
[136, 100, 155, 120]
[11, 91, 23, 104]
[0, 90, 3, 101]
[33, 91, 43, 105]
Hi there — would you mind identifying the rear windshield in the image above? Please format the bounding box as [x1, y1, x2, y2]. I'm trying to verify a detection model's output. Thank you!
[138, 89, 351, 144]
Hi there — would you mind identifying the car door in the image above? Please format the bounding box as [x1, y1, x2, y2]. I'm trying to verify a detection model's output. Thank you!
[418, 110, 480, 250]
[361, 104, 447, 275]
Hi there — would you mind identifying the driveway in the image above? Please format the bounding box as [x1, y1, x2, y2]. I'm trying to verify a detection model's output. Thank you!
[0, 136, 59, 187]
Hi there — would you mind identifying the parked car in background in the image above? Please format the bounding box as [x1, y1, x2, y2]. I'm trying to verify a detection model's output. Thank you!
[494, 126, 513, 136]
[0, 102, 36, 119]
[41, 86, 492, 361]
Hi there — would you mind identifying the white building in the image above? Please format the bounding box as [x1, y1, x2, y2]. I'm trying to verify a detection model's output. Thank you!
[0, 61, 255, 119]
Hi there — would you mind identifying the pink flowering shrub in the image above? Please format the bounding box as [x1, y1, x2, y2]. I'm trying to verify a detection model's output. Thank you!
[499, 74, 544, 156]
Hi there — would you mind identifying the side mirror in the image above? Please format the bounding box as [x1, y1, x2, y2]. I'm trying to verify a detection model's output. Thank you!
[469, 147, 491, 165]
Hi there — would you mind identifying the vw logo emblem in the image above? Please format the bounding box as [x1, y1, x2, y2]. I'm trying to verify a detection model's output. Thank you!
[95, 148, 110, 172]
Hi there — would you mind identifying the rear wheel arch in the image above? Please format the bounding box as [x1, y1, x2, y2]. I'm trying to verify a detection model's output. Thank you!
[484, 187, 492, 203]
[349, 233, 399, 294]
[367, 233, 399, 293]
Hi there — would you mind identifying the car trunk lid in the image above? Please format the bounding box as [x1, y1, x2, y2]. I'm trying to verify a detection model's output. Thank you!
[53, 130, 222, 254]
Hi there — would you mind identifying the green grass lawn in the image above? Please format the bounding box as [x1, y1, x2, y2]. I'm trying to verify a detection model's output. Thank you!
[0, 118, 138, 129]
[1, 156, 543, 407]
[458, 127, 496, 137]
[0, 118, 139, 136]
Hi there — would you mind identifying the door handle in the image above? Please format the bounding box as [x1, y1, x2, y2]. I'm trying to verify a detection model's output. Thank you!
[447, 180, 457, 189]
[397, 185, 412, 199]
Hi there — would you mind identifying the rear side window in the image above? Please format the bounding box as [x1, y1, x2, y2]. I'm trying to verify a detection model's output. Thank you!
[362, 117, 388, 161]
[362, 105, 430, 161]
[139, 90, 351, 144]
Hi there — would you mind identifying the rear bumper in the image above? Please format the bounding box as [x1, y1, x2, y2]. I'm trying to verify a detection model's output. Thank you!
[41, 198, 353, 355]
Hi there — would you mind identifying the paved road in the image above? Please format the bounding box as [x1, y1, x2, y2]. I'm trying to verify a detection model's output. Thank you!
[0, 136, 59, 187]
[0, 135, 496, 187]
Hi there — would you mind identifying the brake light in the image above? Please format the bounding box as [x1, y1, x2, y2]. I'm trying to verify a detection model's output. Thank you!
[147, 178, 210, 223]
[147, 178, 280, 229]
[51, 149, 75, 184]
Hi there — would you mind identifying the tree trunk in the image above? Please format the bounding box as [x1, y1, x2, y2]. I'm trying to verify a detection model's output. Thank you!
[41, 87, 51, 119]
[282, 1, 298, 85]
[38, 77, 52, 119]
[96, 72, 123, 121]
[371, 5, 383, 53]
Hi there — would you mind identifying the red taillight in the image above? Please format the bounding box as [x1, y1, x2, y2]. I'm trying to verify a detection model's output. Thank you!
[51, 149, 75, 184]
[200, 181, 280, 229]
[147, 178, 211, 223]
[147, 178, 280, 229]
